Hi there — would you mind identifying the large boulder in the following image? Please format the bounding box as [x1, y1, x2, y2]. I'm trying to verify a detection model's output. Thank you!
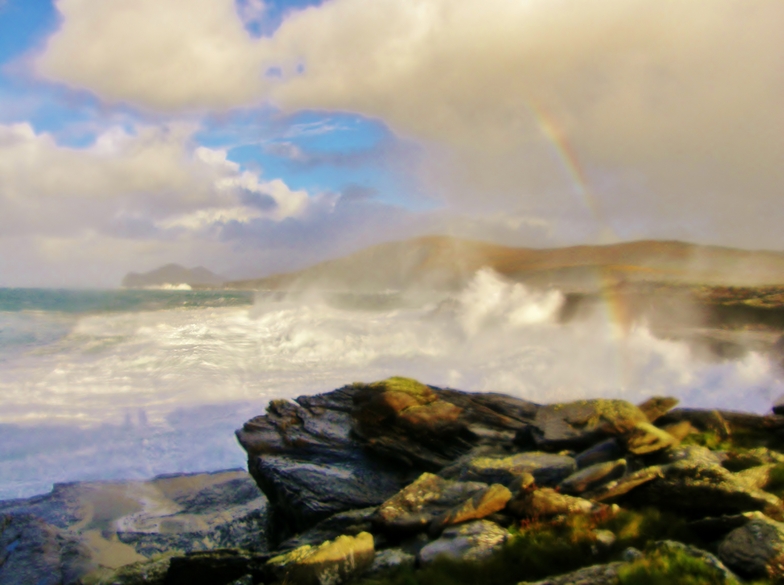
[0, 513, 94, 585]
[266, 531, 375, 585]
[719, 516, 784, 580]
[236, 385, 412, 539]
[418, 520, 507, 564]
[530, 399, 648, 450]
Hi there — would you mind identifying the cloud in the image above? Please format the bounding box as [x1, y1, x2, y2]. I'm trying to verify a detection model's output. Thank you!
[35, 0, 265, 110]
[0, 122, 313, 241]
[30, 0, 784, 249]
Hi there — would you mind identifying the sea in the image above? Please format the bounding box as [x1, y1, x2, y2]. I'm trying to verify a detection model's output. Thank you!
[1, 269, 783, 500]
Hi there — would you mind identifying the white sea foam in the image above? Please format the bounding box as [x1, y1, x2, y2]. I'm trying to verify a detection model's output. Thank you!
[1, 270, 782, 498]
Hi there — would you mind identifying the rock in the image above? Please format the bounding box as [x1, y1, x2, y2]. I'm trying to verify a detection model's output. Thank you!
[662, 444, 728, 467]
[365, 548, 416, 575]
[236, 385, 411, 539]
[737, 464, 776, 490]
[719, 516, 784, 579]
[574, 439, 624, 469]
[622, 422, 677, 455]
[658, 408, 732, 438]
[592, 529, 617, 553]
[351, 378, 470, 470]
[266, 531, 375, 585]
[724, 447, 784, 471]
[559, 460, 627, 495]
[165, 550, 267, 585]
[277, 507, 377, 552]
[518, 562, 625, 585]
[418, 520, 507, 564]
[373, 472, 487, 534]
[531, 399, 648, 450]
[89, 555, 172, 585]
[582, 466, 664, 503]
[429, 483, 512, 535]
[507, 487, 594, 518]
[689, 512, 764, 540]
[637, 396, 679, 423]
[0, 513, 95, 585]
[661, 420, 693, 442]
[631, 460, 784, 518]
[350, 379, 540, 471]
[0, 469, 269, 566]
[441, 452, 576, 486]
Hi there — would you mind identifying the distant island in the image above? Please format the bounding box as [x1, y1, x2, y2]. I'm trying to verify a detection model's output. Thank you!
[121, 263, 223, 289]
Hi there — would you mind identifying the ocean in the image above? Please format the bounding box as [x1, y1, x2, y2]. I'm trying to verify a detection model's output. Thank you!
[1, 269, 782, 500]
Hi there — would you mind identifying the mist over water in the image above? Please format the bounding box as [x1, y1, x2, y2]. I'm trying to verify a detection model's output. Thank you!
[1, 271, 782, 499]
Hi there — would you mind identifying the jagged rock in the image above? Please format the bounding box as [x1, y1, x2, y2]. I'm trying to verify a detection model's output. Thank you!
[165, 550, 268, 585]
[518, 562, 625, 585]
[622, 422, 677, 455]
[365, 548, 416, 575]
[429, 483, 512, 535]
[638, 396, 679, 423]
[719, 516, 784, 579]
[350, 378, 539, 471]
[530, 399, 648, 450]
[266, 531, 375, 585]
[441, 452, 576, 486]
[582, 466, 664, 503]
[507, 487, 594, 518]
[418, 520, 507, 564]
[277, 507, 377, 552]
[0, 513, 95, 585]
[574, 439, 624, 469]
[236, 385, 411, 539]
[559, 460, 627, 494]
[373, 473, 487, 534]
[631, 460, 784, 518]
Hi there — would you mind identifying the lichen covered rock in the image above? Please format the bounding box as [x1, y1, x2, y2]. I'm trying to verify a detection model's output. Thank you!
[418, 520, 507, 564]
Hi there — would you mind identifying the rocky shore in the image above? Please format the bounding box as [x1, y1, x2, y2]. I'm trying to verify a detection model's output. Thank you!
[6, 377, 784, 584]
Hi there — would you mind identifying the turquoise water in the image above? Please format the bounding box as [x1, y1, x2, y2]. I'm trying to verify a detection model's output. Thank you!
[0, 288, 253, 314]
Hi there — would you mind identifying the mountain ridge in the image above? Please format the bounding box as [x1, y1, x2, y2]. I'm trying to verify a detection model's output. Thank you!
[221, 236, 784, 291]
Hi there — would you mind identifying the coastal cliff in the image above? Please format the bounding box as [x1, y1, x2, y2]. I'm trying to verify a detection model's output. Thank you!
[6, 377, 784, 584]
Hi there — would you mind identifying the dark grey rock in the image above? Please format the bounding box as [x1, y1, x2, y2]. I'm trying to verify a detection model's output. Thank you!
[418, 520, 507, 564]
[719, 515, 784, 579]
[236, 386, 412, 540]
[574, 438, 624, 469]
[277, 507, 377, 552]
[0, 513, 94, 585]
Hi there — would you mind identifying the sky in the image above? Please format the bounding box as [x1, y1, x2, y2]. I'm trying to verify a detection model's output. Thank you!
[0, 0, 782, 287]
